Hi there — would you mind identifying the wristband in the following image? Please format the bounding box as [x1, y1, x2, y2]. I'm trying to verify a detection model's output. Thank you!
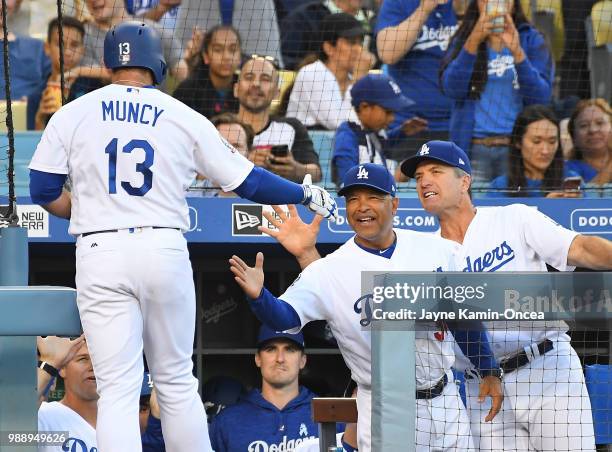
[38, 360, 59, 378]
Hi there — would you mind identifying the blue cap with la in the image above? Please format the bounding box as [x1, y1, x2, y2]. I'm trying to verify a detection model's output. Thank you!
[257, 324, 305, 349]
[400, 141, 472, 178]
[338, 163, 397, 197]
[350, 73, 415, 112]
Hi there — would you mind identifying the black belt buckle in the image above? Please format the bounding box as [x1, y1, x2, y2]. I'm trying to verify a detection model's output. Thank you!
[416, 374, 448, 399]
[499, 339, 554, 374]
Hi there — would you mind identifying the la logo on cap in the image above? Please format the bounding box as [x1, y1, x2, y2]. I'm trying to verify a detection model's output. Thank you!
[419, 144, 430, 156]
[357, 165, 369, 179]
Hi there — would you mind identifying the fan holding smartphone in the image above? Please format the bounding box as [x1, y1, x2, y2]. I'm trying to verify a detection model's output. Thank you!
[489, 105, 583, 198]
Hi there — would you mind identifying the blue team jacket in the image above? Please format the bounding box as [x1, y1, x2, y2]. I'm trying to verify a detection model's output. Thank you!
[441, 23, 553, 152]
[209, 386, 318, 451]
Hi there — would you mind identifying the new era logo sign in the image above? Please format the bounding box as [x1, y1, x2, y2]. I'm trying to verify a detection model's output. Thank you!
[458, 158, 465, 165]
[357, 165, 369, 179]
[232, 204, 263, 235]
[388, 80, 401, 95]
[419, 144, 430, 156]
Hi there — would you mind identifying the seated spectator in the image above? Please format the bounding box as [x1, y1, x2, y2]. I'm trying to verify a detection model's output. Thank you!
[489, 105, 581, 198]
[376, 0, 457, 147]
[37, 337, 165, 452]
[209, 325, 318, 452]
[332, 73, 426, 185]
[191, 113, 255, 197]
[70, 0, 188, 86]
[566, 98, 612, 185]
[173, 0, 283, 67]
[236, 56, 322, 183]
[173, 25, 241, 119]
[286, 13, 374, 131]
[0, 0, 50, 101]
[28, 16, 104, 130]
[280, 0, 376, 70]
[441, 0, 553, 183]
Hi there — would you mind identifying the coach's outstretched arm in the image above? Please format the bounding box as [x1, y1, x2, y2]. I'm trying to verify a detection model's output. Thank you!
[230, 252, 302, 332]
[567, 235, 612, 270]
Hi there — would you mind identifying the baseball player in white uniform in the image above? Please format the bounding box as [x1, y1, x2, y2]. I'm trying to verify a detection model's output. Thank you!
[401, 140, 612, 451]
[28, 21, 338, 452]
[230, 163, 504, 451]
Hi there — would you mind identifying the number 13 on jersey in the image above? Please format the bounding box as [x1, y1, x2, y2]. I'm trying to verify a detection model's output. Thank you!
[105, 138, 155, 196]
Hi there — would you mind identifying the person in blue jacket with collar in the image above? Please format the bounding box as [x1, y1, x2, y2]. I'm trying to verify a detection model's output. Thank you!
[209, 326, 319, 452]
[440, 0, 553, 183]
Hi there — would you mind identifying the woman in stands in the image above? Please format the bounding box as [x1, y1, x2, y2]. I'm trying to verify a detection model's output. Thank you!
[441, 0, 553, 182]
[566, 98, 612, 185]
[286, 13, 374, 130]
[489, 104, 581, 198]
[174, 25, 241, 119]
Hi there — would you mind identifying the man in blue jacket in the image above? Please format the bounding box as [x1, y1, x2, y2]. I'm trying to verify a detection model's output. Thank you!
[209, 326, 318, 451]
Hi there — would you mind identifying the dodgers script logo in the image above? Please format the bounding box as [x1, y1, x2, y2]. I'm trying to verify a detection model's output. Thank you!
[62, 438, 97, 452]
[248, 434, 316, 452]
[463, 241, 515, 272]
[414, 24, 459, 51]
[354, 293, 375, 327]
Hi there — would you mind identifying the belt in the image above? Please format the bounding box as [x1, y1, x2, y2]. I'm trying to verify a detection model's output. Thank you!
[499, 339, 554, 374]
[471, 136, 511, 147]
[416, 374, 448, 399]
[81, 227, 179, 237]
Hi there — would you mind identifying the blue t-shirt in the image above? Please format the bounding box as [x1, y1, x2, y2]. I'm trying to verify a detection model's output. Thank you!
[488, 166, 580, 197]
[473, 47, 522, 138]
[566, 159, 598, 183]
[376, 0, 457, 130]
[0, 35, 50, 100]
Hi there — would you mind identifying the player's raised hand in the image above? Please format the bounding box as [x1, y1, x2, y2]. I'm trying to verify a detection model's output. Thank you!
[478, 376, 504, 422]
[261, 205, 323, 268]
[37, 334, 86, 370]
[229, 252, 265, 299]
[301, 174, 339, 222]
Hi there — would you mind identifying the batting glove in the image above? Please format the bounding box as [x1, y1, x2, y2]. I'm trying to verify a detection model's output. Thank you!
[301, 174, 339, 222]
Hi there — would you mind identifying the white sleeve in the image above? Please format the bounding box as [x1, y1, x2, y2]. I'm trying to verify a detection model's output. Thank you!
[517, 204, 578, 271]
[192, 116, 254, 192]
[279, 260, 332, 332]
[28, 116, 69, 174]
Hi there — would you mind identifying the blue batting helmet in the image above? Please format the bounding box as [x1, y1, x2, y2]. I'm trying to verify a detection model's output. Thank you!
[103, 21, 167, 84]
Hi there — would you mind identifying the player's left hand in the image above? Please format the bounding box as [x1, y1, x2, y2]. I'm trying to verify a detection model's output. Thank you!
[478, 375, 504, 422]
[229, 252, 265, 299]
[37, 334, 86, 370]
[301, 175, 339, 222]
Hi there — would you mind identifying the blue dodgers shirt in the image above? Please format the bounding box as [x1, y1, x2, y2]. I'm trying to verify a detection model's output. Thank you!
[209, 386, 318, 452]
[473, 47, 522, 138]
[0, 35, 50, 100]
[376, 0, 457, 130]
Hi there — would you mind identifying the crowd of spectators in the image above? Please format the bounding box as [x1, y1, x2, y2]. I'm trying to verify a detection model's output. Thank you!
[1, 0, 610, 195]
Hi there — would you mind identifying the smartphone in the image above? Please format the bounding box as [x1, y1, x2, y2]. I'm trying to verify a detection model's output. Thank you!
[562, 176, 582, 191]
[270, 144, 289, 157]
[486, 0, 506, 33]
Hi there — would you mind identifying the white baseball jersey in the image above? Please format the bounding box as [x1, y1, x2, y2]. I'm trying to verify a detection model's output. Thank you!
[38, 401, 97, 452]
[454, 204, 578, 361]
[29, 84, 253, 235]
[281, 228, 457, 390]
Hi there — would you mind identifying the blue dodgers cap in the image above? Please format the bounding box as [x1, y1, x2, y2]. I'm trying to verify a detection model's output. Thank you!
[257, 324, 305, 349]
[141, 372, 153, 397]
[350, 73, 415, 112]
[400, 141, 472, 178]
[337, 163, 397, 197]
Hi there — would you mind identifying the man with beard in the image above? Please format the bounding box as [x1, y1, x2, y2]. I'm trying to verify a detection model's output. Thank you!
[235, 56, 322, 183]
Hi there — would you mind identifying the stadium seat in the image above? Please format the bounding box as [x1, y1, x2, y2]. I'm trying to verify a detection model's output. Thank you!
[521, 0, 565, 61]
[0, 101, 27, 132]
[586, 1, 612, 101]
[585, 364, 612, 445]
[308, 130, 335, 187]
[270, 69, 295, 115]
[0, 131, 43, 197]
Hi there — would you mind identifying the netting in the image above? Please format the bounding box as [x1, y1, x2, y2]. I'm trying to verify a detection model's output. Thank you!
[1, 0, 611, 449]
